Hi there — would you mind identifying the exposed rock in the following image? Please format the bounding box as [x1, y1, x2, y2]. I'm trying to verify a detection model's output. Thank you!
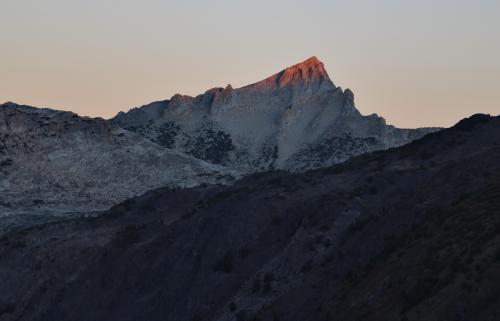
[113, 57, 439, 172]
[0, 114, 498, 321]
[0, 103, 235, 213]
[0, 57, 439, 214]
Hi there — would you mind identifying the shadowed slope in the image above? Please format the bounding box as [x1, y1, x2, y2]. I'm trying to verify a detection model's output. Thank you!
[0, 114, 497, 321]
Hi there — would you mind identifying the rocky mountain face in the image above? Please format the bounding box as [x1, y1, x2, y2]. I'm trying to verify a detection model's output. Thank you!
[113, 57, 438, 172]
[1, 57, 437, 215]
[0, 102, 233, 213]
[0, 114, 498, 321]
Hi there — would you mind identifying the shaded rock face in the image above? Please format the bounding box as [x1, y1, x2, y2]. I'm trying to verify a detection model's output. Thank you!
[0, 103, 234, 213]
[0, 115, 498, 321]
[113, 57, 438, 172]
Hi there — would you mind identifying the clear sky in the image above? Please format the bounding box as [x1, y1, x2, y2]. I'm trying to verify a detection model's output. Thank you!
[1, 0, 499, 128]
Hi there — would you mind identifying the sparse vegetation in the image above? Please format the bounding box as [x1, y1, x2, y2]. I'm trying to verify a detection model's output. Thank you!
[0, 302, 16, 315]
[271, 215, 282, 226]
[213, 251, 234, 273]
[238, 246, 252, 259]
[300, 259, 313, 273]
[263, 272, 274, 294]
[112, 224, 141, 248]
[235, 310, 247, 321]
[252, 275, 262, 293]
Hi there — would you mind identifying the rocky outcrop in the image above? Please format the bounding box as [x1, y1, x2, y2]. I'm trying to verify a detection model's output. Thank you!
[113, 57, 439, 172]
[0, 103, 234, 213]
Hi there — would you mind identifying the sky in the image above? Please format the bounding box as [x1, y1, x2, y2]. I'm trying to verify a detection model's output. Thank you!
[1, 0, 499, 128]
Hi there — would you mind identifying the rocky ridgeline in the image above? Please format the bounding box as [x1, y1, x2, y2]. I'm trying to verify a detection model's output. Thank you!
[1, 57, 438, 213]
[113, 57, 438, 172]
[0, 103, 234, 213]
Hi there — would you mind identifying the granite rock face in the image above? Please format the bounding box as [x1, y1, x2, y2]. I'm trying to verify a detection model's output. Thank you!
[0, 57, 438, 214]
[113, 57, 438, 172]
[0, 103, 234, 213]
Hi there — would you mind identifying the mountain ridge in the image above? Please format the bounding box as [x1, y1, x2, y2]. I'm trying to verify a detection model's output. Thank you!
[1, 56, 439, 213]
[0, 102, 235, 214]
[0, 113, 497, 321]
[113, 56, 439, 172]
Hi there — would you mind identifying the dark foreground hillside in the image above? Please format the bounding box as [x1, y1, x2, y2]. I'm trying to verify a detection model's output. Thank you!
[0, 114, 499, 321]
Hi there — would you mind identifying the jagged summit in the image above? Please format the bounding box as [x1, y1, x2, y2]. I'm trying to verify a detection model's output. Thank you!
[157, 56, 335, 108]
[150, 57, 333, 106]
[244, 56, 335, 92]
[281, 56, 329, 79]
[113, 56, 438, 172]
[284, 56, 328, 78]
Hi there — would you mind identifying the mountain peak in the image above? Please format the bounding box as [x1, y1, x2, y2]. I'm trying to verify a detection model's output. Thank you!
[278, 56, 331, 87]
[290, 56, 322, 69]
[247, 56, 335, 92]
[1, 101, 20, 108]
[284, 55, 327, 74]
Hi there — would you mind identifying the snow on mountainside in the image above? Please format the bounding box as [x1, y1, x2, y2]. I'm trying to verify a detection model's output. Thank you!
[113, 57, 439, 172]
[0, 103, 234, 213]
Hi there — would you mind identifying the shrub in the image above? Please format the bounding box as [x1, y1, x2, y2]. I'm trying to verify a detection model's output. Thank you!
[112, 224, 141, 248]
[420, 150, 435, 160]
[236, 310, 247, 321]
[238, 246, 252, 259]
[13, 238, 27, 249]
[401, 275, 438, 310]
[213, 252, 234, 273]
[252, 276, 261, 293]
[0, 302, 16, 315]
[300, 259, 313, 273]
[141, 203, 155, 213]
[271, 215, 282, 226]
[263, 272, 274, 294]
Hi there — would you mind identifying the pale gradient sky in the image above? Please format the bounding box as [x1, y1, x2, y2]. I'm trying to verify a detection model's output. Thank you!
[1, 0, 499, 128]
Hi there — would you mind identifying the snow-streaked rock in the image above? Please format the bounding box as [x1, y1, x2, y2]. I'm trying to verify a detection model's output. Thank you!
[0, 103, 235, 213]
[113, 56, 439, 172]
